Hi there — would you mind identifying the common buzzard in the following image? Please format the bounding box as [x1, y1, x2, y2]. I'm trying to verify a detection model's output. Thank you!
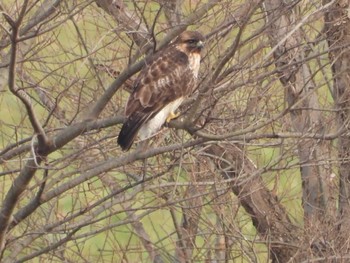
[117, 31, 205, 151]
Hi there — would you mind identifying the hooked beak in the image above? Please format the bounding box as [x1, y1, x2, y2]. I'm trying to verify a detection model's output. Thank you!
[197, 40, 205, 48]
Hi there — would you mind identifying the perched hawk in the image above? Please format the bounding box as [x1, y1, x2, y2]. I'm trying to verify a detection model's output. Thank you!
[117, 31, 205, 151]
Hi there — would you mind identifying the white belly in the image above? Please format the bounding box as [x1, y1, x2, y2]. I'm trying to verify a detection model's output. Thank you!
[139, 97, 184, 140]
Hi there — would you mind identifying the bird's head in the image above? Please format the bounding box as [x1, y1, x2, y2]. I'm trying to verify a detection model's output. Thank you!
[174, 31, 205, 54]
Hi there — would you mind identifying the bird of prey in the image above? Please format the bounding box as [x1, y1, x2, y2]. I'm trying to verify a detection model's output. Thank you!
[117, 31, 205, 151]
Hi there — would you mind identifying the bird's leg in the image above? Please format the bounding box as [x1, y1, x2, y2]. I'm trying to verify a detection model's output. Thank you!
[166, 111, 180, 123]
[135, 140, 149, 181]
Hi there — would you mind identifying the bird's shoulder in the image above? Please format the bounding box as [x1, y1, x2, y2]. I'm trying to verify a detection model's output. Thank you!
[125, 46, 195, 116]
[140, 46, 190, 80]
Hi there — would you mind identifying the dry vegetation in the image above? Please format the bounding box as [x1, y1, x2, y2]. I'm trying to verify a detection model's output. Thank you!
[1, 0, 350, 262]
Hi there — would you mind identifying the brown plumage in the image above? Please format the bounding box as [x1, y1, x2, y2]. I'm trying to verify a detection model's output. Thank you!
[117, 31, 205, 151]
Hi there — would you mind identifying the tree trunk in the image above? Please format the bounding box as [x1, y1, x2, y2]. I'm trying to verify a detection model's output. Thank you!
[204, 143, 300, 262]
[264, 0, 328, 222]
[324, 0, 350, 235]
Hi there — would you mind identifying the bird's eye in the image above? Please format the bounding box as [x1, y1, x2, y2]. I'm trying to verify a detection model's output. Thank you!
[187, 39, 196, 44]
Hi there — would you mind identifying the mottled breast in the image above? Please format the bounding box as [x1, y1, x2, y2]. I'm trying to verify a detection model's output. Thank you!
[188, 53, 201, 78]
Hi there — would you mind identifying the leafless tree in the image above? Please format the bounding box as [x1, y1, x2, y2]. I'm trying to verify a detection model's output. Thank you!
[1, 0, 350, 262]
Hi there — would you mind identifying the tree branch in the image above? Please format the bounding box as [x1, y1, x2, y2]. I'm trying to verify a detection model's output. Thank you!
[203, 143, 300, 262]
[0, 2, 51, 253]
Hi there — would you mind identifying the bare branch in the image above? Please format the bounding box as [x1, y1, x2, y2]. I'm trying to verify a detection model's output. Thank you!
[203, 143, 300, 262]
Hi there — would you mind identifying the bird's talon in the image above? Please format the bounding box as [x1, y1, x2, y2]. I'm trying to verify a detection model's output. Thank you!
[166, 111, 180, 123]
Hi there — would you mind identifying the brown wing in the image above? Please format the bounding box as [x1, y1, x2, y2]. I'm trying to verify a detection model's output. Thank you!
[117, 47, 196, 151]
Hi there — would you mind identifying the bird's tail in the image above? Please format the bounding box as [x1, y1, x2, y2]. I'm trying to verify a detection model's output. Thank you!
[117, 112, 150, 151]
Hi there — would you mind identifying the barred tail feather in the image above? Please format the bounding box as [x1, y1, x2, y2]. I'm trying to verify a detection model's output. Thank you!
[117, 112, 150, 151]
